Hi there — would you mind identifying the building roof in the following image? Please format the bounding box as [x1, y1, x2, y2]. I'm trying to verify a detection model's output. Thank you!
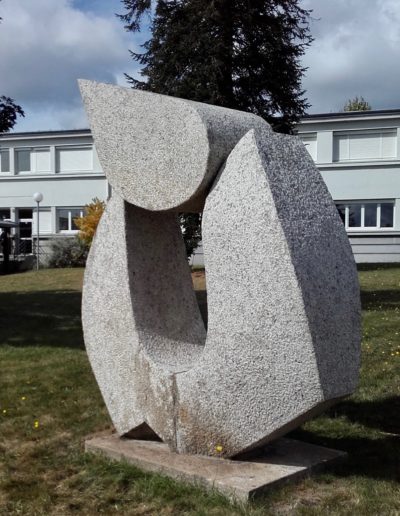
[301, 109, 400, 122]
[2, 109, 400, 137]
[0, 128, 91, 139]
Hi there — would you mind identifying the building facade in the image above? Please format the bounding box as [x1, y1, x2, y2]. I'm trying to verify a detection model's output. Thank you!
[1, 110, 400, 265]
[297, 109, 400, 263]
[0, 129, 108, 263]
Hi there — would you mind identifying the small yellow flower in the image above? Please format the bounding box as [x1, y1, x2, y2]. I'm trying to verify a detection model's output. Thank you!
[34, 420, 39, 429]
[21, 396, 26, 401]
[215, 444, 223, 453]
[2, 409, 6, 414]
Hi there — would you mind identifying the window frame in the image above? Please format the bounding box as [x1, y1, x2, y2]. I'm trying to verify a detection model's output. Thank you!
[0, 147, 10, 173]
[0, 208, 11, 220]
[55, 144, 94, 173]
[333, 129, 398, 163]
[56, 207, 84, 233]
[15, 146, 51, 174]
[335, 201, 395, 232]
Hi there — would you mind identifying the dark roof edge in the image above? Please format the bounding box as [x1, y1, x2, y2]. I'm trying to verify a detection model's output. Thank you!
[301, 109, 400, 120]
[0, 128, 91, 138]
[2, 108, 400, 136]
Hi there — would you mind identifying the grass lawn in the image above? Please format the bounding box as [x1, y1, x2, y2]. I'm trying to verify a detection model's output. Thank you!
[0, 266, 399, 515]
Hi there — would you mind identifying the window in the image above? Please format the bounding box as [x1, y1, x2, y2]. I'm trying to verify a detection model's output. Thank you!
[333, 130, 397, 162]
[18, 208, 33, 219]
[0, 148, 10, 172]
[56, 145, 93, 172]
[335, 201, 394, 230]
[0, 209, 10, 220]
[15, 147, 51, 173]
[299, 133, 317, 161]
[16, 149, 30, 172]
[57, 208, 84, 232]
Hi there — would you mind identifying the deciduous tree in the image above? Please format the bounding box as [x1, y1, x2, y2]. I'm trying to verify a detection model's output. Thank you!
[74, 198, 106, 246]
[0, 96, 24, 133]
[343, 96, 371, 112]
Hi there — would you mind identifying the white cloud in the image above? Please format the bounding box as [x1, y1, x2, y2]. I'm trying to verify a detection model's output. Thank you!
[3, 0, 399, 126]
[0, 0, 138, 130]
[302, 0, 400, 112]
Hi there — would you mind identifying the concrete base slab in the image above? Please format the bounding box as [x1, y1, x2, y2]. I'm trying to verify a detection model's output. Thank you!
[85, 434, 346, 501]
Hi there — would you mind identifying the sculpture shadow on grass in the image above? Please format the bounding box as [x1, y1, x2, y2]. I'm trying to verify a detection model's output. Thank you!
[328, 396, 400, 436]
[289, 428, 400, 483]
[0, 290, 84, 349]
[0, 288, 206, 350]
[360, 289, 400, 311]
[286, 395, 400, 483]
[357, 263, 400, 272]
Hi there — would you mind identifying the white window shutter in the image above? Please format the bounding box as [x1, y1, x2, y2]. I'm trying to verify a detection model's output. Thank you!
[57, 147, 93, 171]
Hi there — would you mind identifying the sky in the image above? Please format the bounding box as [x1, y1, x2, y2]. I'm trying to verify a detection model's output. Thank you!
[1, 0, 400, 132]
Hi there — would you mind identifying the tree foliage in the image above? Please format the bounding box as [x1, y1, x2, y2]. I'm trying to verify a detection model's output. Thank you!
[0, 96, 24, 133]
[119, 0, 313, 256]
[179, 213, 202, 258]
[0, 4, 24, 132]
[119, 0, 313, 133]
[74, 198, 106, 246]
[48, 237, 88, 268]
[343, 96, 371, 112]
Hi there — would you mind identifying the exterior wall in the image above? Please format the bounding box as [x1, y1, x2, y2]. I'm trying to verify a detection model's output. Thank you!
[0, 130, 108, 266]
[349, 235, 400, 263]
[191, 111, 400, 266]
[297, 111, 400, 263]
[2, 113, 400, 267]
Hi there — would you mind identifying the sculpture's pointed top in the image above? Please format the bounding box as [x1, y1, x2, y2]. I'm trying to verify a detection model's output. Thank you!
[78, 80, 268, 212]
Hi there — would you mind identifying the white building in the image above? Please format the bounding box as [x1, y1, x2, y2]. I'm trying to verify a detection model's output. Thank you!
[297, 109, 400, 263]
[0, 129, 108, 262]
[1, 109, 400, 265]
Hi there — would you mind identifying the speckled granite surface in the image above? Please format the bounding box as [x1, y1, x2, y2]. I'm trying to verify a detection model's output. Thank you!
[81, 82, 361, 457]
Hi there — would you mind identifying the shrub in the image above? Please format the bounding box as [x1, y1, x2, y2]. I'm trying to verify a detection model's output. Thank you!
[48, 237, 89, 268]
[74, 198, 105, 246]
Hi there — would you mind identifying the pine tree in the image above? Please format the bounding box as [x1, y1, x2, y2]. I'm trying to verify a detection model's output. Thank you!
[0, 3, 24, 132]
[119, 0, 313, 133]
[119, 0, 313, 256]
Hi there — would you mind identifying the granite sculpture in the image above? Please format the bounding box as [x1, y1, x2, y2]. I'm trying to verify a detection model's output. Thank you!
[80, 80, 361, 458]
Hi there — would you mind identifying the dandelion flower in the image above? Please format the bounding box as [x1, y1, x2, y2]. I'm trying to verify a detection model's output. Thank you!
[21, 396, 26, 401]
[34, 420, 39, 429]
[215, 444, 223, 453]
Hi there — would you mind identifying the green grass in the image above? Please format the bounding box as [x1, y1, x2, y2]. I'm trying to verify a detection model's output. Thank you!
[0, 266, 399, 515]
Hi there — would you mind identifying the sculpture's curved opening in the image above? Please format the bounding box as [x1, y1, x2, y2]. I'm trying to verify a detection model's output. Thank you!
[125, 201, 207, 373]
[191, 269, 208, 330]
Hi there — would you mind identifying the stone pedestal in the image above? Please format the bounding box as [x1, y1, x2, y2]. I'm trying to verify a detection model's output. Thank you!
[85, 434, 346, 502]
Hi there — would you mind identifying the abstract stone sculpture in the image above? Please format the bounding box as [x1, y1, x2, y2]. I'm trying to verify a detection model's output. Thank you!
[80, 80, 361, 458]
